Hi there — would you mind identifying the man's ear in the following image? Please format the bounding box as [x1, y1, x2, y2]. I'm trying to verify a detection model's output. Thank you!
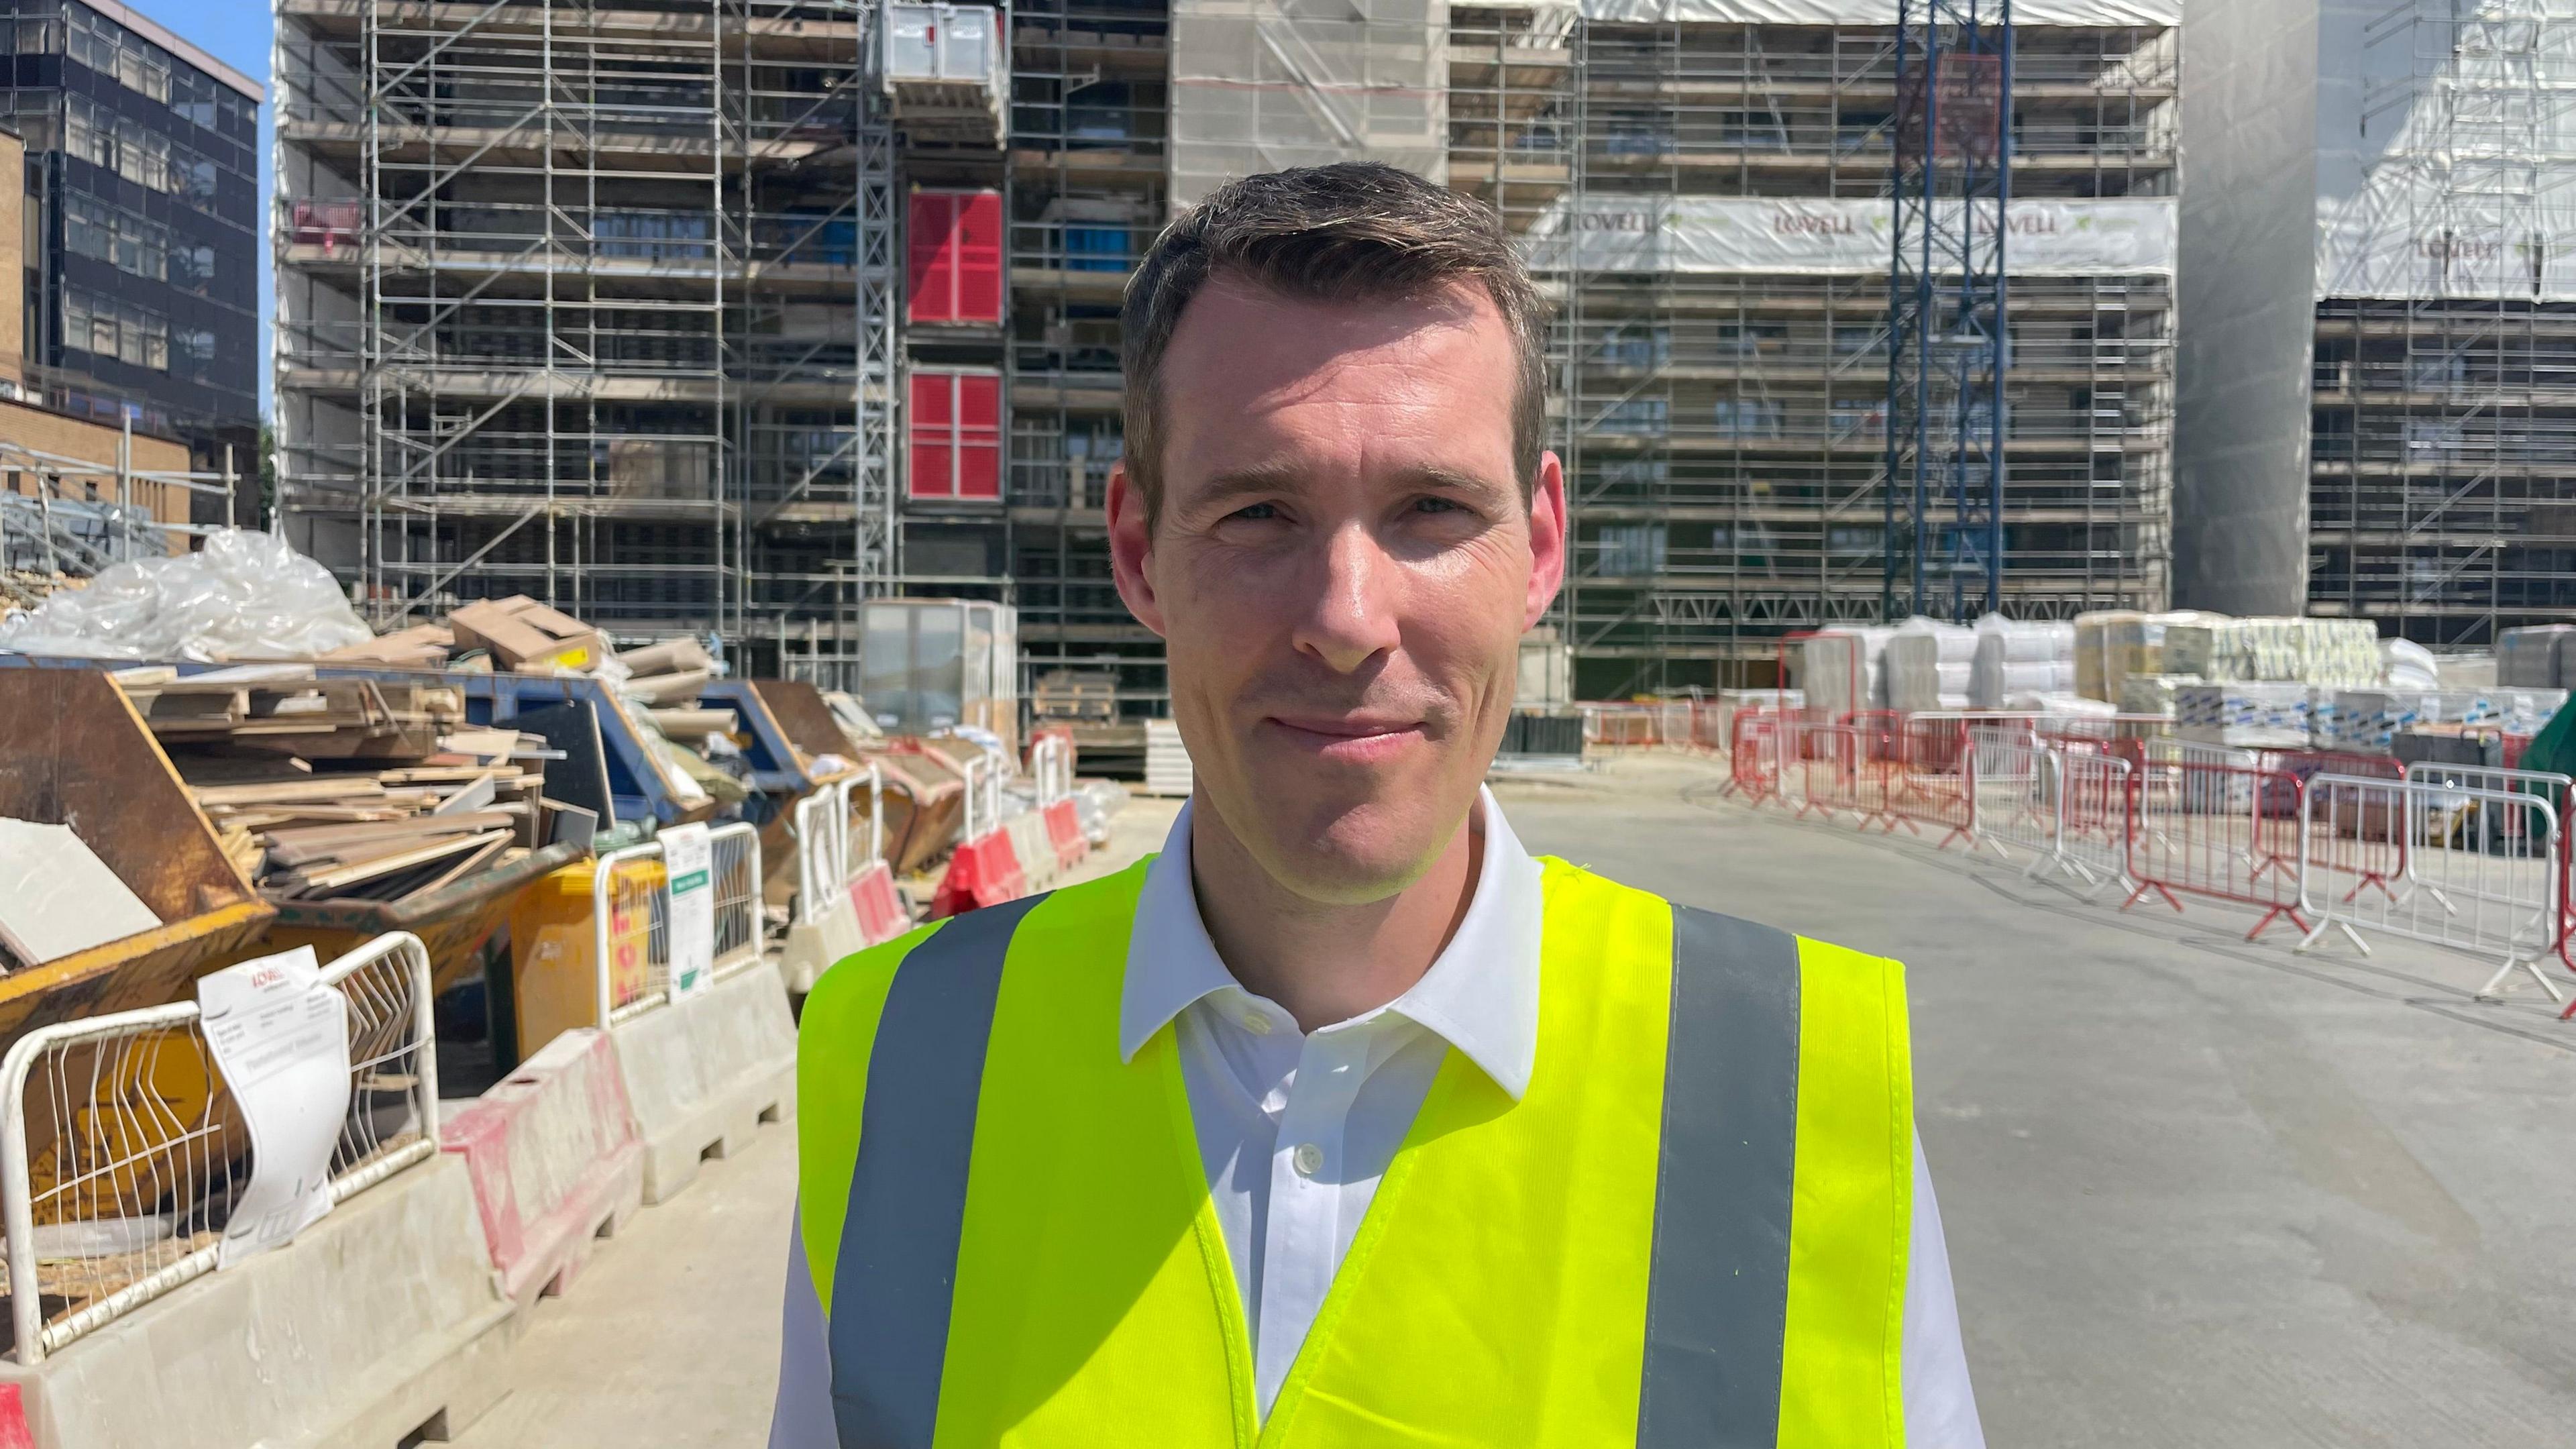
[1523, 450, 1568, 631]
[1107, 461, 1168, 638]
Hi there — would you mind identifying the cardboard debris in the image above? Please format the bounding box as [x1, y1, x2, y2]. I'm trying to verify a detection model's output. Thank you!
[319, 623, 454, 668]
[447, 596, 604, 673]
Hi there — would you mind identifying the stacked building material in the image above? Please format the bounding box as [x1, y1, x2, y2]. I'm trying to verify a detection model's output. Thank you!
[2499, 626, 2576, 688]
[127, 668, 566, 908]
[1970, 616, 2076, 710]
[2175, 682, 2317, 749]
[1886, 619, 1976, 713]
[1799, 629, 1894, 718]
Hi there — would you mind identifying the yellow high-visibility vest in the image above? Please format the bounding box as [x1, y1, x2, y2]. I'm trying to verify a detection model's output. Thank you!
[794, 856, 1914, 1448]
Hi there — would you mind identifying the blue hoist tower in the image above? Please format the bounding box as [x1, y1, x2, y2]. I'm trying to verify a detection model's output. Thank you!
[1885, 0, 2013, 621]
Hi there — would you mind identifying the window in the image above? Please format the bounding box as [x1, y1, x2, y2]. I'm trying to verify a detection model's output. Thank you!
[66, 99, 174, 192]
[60, 290, 169, 372]
[14, 17, 59, 55]
[175, 327, 215, 377]
[170, 244, 215, 291]
[63, 196, 168, 281]
[1597, 396, 1668, 435]
[66, 7, 173, 105]
[1712, 398, 1783, 439]
[1596, 523, 1668, 577]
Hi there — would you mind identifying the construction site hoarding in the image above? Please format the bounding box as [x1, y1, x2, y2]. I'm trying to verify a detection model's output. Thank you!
[2313, 0, 2576, 301]
[1575, 0, 2179, 24]
[1525, 195, 2178, 276]
[1169, 0, 1448, 209]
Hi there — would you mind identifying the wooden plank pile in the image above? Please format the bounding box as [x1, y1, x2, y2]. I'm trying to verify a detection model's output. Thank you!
[113, 666, 561, 906]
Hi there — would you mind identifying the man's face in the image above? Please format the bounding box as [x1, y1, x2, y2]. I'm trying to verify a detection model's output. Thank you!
[1107, 274, 1566, 902]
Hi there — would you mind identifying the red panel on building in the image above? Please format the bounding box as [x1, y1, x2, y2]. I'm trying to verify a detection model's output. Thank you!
[909, 370, 1002, 500]
[906, 189, 1004, 325]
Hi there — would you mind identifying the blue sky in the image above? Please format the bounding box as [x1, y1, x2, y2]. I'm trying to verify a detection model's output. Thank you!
[124, 1, 272, 415]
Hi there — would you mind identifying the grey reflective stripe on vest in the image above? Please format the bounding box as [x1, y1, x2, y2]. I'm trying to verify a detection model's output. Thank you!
[1636, 904, 1803, 1448]
[828, 894, 1044, 1449]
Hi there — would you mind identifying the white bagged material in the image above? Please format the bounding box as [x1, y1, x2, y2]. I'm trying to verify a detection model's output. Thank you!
[1886, 617, 1976, 712]
[0, 529, 371, 663]
[2379, 638, 2439, 692]
[1969, 614, 2075, 708]
[2009, 692, 2118, 720]
[1799, 628, 1892, 717]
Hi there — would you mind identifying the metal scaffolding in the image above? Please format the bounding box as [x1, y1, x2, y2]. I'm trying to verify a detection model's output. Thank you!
[1884, 0, 2010, 621]
[2309, 0, 2576, 645]
[274, 0, 894, 644]
[1543, 10, 2176, 696]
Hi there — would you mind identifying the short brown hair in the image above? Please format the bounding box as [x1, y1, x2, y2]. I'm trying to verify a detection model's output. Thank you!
[1119, 163, 1549, 528]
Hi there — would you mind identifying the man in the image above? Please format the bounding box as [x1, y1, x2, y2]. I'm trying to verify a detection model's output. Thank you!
[771, 163, 1984, 1447]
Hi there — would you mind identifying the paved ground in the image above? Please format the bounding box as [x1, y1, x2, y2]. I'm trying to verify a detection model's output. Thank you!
[453, 762, 2576, 1446]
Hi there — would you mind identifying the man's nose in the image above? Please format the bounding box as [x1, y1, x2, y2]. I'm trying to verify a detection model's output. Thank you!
[1291, 522, 1403, 674]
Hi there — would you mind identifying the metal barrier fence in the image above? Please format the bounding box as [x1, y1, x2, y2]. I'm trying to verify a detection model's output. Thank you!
[2051, 751, 2136, 893]
[2125, 752, 2312, 941]
[591, 820, 765, 1024]
[1726, 710, 1784, 803]
[1030, 735, 1072, 806]
[2300, 774, 2565, 1000]
[710, 822, 764, 984]
[0, 932, 439, 1364]
[844, 763, 885, 870]
[1967, 727, 2058, 866]
[1578, 703, 1662, 749]
[791, 786, 848, 929]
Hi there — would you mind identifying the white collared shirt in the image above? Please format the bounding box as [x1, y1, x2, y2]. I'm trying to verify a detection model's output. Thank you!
[769, 790, 1986, 1446]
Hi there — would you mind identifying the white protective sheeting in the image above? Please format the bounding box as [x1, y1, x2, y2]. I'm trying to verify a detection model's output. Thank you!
[1169, 0, 1447, 210]
[0, 528, 372, 662]
[1577, 0, 2178, 23]
[1525, 195, 2176, 276]
[2315, 1, 2576, 301]
[1887, 617, 1976, 713]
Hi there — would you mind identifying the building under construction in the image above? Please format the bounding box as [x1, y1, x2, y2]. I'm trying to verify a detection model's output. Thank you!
[2179, 0, 2576, 647]
[275, 0, 2180, 712]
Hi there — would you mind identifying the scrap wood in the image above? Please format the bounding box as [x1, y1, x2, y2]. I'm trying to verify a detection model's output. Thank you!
[270, 829, 509, 896]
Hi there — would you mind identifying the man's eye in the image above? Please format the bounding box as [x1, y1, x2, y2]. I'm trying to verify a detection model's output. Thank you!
[1229, 502, 1279, 522]
[1413, 496, 1464, 515]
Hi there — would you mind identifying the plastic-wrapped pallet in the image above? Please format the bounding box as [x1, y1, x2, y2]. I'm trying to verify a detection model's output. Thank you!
[2010, 692, 2118, 722]
[2380, 638, 2439, 692]
[2165, 616, 2381, 688]
[1886, 616, 1976, 712]
[2118, 673, 2198, 718]
[2465, 688, 2567, 732]
[2434, 651, 2496, 690]
[2175, 682, 2314, 749]
[2073, 610, 2217, 703]
[1798, 628, 1893, 718]
[2498, 626, 2576, 688]
[1968, 614, 2074, 710]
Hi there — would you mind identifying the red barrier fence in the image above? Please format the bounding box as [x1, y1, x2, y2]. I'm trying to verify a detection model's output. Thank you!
[2125, 757, 2312, 941]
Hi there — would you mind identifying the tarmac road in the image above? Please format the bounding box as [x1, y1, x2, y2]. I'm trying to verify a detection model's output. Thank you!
[455, 760, 2576, 1446]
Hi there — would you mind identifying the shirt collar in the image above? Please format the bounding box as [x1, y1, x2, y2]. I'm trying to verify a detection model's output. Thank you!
[1118, 786, 1542, 1101]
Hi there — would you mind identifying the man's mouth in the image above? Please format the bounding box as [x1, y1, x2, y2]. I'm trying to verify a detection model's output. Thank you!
[1260, 714, 1431, 762]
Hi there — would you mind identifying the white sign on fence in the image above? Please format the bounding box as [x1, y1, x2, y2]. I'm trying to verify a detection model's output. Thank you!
[662, 822, 715, 1002]
[196, 946, 351, 1267]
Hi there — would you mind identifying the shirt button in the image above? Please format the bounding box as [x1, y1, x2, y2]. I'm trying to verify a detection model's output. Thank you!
[1240, 1011, 1273, 1037]
[1292, 1143, 1324, 1177]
